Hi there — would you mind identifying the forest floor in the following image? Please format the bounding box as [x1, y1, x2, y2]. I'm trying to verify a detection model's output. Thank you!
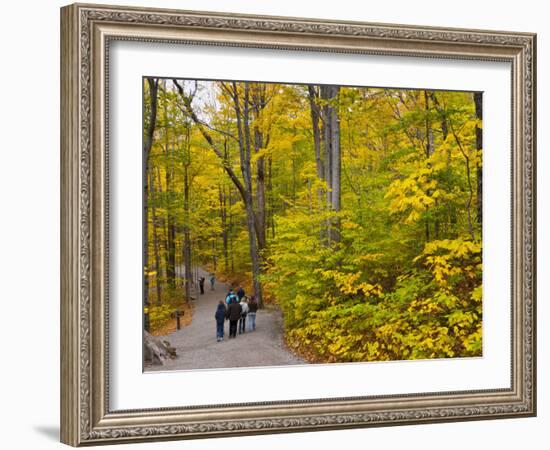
[145, 268, 305, 371]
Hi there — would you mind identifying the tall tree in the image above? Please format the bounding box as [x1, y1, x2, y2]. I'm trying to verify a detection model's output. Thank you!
[307, 85, 325, 207]
[161, 90, 177, 289]
[218, 184, 229, 272]
[143, 77, 159, 332]
[250, 83, 272, 252]
[182, 121, 192, 302]
[474, 92, 483, 224]
[231, 81, 264, 305]
[424, 90, 434, 241]
[320, 85, 341, 243]
[149, 170, 162, 305]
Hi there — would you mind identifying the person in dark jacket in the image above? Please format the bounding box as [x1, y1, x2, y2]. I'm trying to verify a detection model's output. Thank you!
[214, 301, 226, 342]
[248, 296, 258, 331]
[225, 298, 242, 338]
[199, 276, 205, 295]
[236, 285, 245, 301]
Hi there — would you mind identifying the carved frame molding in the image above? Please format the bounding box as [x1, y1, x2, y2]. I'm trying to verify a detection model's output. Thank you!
[61, 3, 536, 446]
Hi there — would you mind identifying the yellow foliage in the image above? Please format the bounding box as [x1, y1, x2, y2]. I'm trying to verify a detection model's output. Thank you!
[318, 269, 383, 298]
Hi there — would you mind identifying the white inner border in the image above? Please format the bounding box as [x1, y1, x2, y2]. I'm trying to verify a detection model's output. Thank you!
[109, 41, 511, 411]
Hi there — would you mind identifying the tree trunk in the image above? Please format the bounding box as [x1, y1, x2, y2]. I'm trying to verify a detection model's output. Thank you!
[183, 162, 192, 303]
[181, 122, 193, 303]
[307, 86, 324, 175]
[156, 166, 167, 286]
[164, 144, 177, 289]
[228, 187, 235, 273]
[450, 120, 475, 241]
[251, 84, 269, 252]
[162, 90, 176, 289]
[143, 77, 158, 332]
[424, 90, 435, 242]
[330, 88, 341, 241]
[211, 238, 217, 271]
[430, 92, 450, 236]
[307, 85, 325, 208]
[321, 85, 333, 208]
[219, 184, 229, 272]
[182, 123, 193, 302]
[320, 85, 341, 243]
[424, 91, 435, 158]
[267, 157, 275, 239]
[254, 126, 267, 251]
[149, 170, 162, 305]
[474, 92, 483, 225]
[430, 91, 448, 140]
[237, 82, 264, 307]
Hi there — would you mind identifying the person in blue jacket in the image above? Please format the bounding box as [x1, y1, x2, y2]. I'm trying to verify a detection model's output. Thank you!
[214, 301, 226, 342]
[225, 288, 237, 305]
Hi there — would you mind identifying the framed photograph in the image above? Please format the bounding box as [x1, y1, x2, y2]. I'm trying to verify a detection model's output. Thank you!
[60, 3, 536, 446]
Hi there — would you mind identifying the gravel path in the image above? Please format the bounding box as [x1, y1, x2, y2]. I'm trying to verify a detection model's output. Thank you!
[146, 268, 304, 371]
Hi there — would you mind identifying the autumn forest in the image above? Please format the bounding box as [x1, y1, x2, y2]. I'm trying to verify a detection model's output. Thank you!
[143, 78, 483, 365]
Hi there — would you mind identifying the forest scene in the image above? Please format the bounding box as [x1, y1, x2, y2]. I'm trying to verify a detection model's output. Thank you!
[142, 78, 483, 371]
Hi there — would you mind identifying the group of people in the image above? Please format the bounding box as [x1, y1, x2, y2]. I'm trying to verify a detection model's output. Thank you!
[214, 286, 258, 341]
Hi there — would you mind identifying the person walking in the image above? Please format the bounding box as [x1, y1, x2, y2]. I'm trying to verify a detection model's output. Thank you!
[209, 273, 216, 291]
[225, 298, 242, 338]
[238, 297, 249, 334]
[225, 288, 237, 305]
[199, 276, 205, 295]
[236, 285, 245, 302]
[214, 301, 226, 341]
[248, 296, 258, 332]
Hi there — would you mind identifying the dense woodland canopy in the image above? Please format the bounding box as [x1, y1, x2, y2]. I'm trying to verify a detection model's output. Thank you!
[143, 77, 483, 362]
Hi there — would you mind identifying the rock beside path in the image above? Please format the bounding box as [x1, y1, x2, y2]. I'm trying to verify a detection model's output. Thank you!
[144, 331, 176, 366]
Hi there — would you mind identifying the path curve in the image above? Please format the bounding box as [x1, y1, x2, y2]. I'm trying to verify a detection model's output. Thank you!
[146, 268, 304, 371]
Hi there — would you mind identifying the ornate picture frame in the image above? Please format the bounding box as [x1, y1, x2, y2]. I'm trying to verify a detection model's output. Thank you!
[60, 3, 536, 446]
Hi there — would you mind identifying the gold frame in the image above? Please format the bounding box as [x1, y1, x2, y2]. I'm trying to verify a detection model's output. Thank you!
[60, 3, 536, 446]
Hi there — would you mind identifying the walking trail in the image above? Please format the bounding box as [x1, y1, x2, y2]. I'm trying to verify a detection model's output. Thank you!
[146, 268, 304, 371]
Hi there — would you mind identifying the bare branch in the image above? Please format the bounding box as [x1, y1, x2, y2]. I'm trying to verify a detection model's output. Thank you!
[173, 102, 239, 143]
[172, 79, 247, 200]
